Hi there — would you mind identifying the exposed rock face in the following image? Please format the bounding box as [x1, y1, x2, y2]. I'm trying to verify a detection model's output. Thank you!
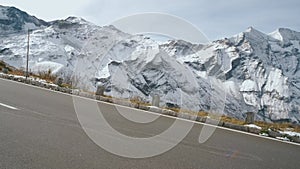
[0, 5, 48, 35]
[1, 6, 300, 123]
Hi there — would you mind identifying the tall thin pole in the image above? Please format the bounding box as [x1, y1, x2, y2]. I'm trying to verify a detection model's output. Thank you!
[26, 29, 30, 79]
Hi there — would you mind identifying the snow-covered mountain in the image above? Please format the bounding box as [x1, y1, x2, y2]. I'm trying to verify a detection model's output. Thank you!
[0, 5, 48, 35]
[1, 6, 300, 123]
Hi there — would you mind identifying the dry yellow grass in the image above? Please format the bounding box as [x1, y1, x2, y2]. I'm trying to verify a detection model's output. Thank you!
[254, 121, 300, 132]
[198, 111, 209, 117]
[129, 97, 151, 107]
[221, 115, 245, 125]
[155, 106, 300, 132]
[36, 69, 57, 82]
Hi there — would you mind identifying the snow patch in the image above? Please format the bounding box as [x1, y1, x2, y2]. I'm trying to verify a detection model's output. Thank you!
[280, 131, 300, 137]
[269, 30, 283, 41]
[244, 124, 262, 130]
[265, 68, 289, 97]
[240, 79, 259, 92]
[31, 61, 64, 74]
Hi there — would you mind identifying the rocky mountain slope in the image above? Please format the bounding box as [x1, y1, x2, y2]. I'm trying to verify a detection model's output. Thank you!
[0, 5, 48, 35]
[1, 5, 300, 123]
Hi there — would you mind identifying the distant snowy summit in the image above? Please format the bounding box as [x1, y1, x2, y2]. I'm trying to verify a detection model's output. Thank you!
[1, 5, 300, 123]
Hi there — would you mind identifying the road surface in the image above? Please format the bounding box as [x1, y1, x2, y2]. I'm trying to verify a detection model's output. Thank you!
[0, 78, 299, 169]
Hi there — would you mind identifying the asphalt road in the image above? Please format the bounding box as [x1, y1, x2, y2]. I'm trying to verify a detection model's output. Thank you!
[0, 78, 299, 169]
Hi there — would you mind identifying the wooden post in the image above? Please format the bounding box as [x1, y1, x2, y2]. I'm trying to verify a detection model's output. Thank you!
[152, 94, 160, 107]
[55, 77, 63, 87]
[245, 112, 255, 124]
[26, 29, 30, 79]
[96, 85, 105, 96]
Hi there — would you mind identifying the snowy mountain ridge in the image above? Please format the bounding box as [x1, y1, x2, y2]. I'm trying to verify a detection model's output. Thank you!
[1, 6, 300, 123]
[0, 5, 48, 35]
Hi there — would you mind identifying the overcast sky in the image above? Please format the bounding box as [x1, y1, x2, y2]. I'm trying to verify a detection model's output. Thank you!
[1, 0, 299, 40]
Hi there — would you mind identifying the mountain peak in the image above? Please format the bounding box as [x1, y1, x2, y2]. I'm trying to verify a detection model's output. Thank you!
[64, 16, 91, 25]
[245, 26, 258, 33]
[233, 27, 269, 42]
[0, 5, 48, 34]
[269, 28, 300, 42]
[49, 16, 97, 30]
[244, 27, 266, 36]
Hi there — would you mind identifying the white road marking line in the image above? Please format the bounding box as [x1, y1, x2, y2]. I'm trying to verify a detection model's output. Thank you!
[0, 102, 19, 110]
